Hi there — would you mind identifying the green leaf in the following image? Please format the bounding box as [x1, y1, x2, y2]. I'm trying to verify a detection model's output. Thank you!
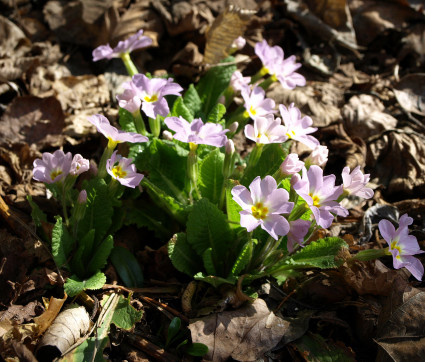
[241, 143, 288, 187]
[194, 272, 236, 288]
[183, 84, 202, 118]
[51, 216, 74, 269]
[111, 294, 143, 330]
[286, 237, 348, 269]
[64, 271, 107, 297]
[230, 239, 252, 277]
[206, 103, 226, 124]
[168, 233, 201, 276]
[71, 229, 96, 277]
[78, 178, 113, 245]
[110, 246, 144, 288]
[87, 235, 114, 276]
[135, 139, 188, 202]
[118, 107, 138, 133]
[186, 198, 232, 274]
[186, 343, 209, 357]
[166, 317, 181, 347]
[27, 195, 47, 228]
[293, 333, 356, 361]
[198, 148, 224, 204]
[226, 179, 242, 229]
[196, 56, 236, 115]
[171, 96, 194, 121]
[202, 248, 217, 276]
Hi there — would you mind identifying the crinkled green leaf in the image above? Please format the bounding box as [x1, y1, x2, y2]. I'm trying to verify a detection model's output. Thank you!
[194, 272, 236, 288]
[78, 178, 113, 245]
[286, 237, 348, 269]
[226, 179, 242, 229]
[110, 246, 144, 288]
[186, 198, 232, 274]
[202, 248, 217, 276]
[241, 143, 288, 187]
[136, 138, 188, 203]
[183, 84, 202, 118]
[111, 294, 143, 330]
[198, 148, 224, 204]
[230, 239, 252, 277]
[171, 96, 194, 121]
[206, 103, 226, 124]
[87, 235, 114, 276]
[27, 195, 47, 228]
[196, 56, 236, 115]
[71, 229, 95, 277]
[168, 233, 201, 276]
[51, 216, 74, 270]
[118, 107, 138, 133]
[64, 271, 106, 297]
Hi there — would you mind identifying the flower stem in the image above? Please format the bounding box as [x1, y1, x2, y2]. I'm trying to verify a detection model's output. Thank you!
[98, 146, 114, 179]
[187, 143, 200, 202]
[250, 67, 268, 84]
[352, 248, 390, 261]
[133, 109, 147, 136]
[120, 52, 139, 77]
[149, 116, 161, 138]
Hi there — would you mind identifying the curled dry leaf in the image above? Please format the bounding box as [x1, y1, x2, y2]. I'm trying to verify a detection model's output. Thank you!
[189, 298, 290, 361]
[376, 289, 425, 361]
[393, 73, 425, 116]
[36, 304, 91, 359]
[34, 294, 67, 336]
[342, 94, 398, 139]
[267, 82, 342, 127]
[367, 129, 425, 195]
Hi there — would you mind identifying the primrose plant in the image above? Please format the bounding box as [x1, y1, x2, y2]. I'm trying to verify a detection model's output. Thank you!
[29, 30, 424, 298]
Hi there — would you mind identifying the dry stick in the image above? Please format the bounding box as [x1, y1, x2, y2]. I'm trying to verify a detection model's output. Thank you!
[126, 334, 180, 362]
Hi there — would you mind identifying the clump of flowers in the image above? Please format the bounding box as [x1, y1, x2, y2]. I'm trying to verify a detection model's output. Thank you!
[29, 28, 423, 304]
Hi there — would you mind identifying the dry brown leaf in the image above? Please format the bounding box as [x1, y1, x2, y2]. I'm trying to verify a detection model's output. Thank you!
[367, 129, 425, 195]
[342, 94, 398, 139]
[376, 289, 425, 361]
[267, 82, 342, 128]
[189, 298, 290, 361]
[0, 95, 65, 148]
[393, 73, 425, 116]
[36, 304, 91, 359]
[0, 15, 31, 58]
[341, 259, 409, 296]
[34, 294, 67, 336]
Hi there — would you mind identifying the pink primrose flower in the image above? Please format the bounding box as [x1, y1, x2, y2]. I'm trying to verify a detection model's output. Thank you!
[230, 70, 251, 93]
[254, 40, 306, 89]
[70, 154, 90, 176]
[231, 175, 294, 240]
[306, 145, 329, 167]
[280, 153, 304, 176]
[92, 29, 152, 61]
[106, 151, 144, 188]
[242, 86, 276, 121]
[88, 114, 148, 148]
[131, 74, 183, 119]
[379, 214, 424, 280]
[292, 165, 348, 229]
[279, 103, 319, 149]
[164, 116, 228, 147]
[244, 114, 288, 144]
[342, 166, 374, 199]
[33, 150, 73, 184]
[231, 36, 246, 51]
[287, 219, 311, 253]
[116, 81, 142, 114]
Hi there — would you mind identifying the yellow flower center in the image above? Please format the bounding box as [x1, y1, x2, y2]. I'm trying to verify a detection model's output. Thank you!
[251, 202, 269, 220]
[249, 105, 257, 116]
[285, 130, 296, 139]
[112, 165, 127, 179]
[309, 193, 321, 207]
[144, 94, 158, 103]
[50, 169, 63, 181]
[260, 66, 269, 76]
[391, 240, 402, 259]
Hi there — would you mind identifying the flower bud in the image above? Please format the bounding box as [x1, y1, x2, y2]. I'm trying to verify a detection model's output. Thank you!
[73, 189, 87, 222]
[78, 189, 87, 204]
[225, 139, 235, 155]
[228, 121, 239, 134]
[162, 130, 173, 141]
[306, 145, 328, 167]
[280, 153, 304, 176]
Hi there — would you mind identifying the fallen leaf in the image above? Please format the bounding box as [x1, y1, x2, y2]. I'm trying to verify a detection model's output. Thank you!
[393, 73, 425, 116]
[342, 94, 398, 139]
[189, 298, 290, 361]
[34, 294, 67, 336]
